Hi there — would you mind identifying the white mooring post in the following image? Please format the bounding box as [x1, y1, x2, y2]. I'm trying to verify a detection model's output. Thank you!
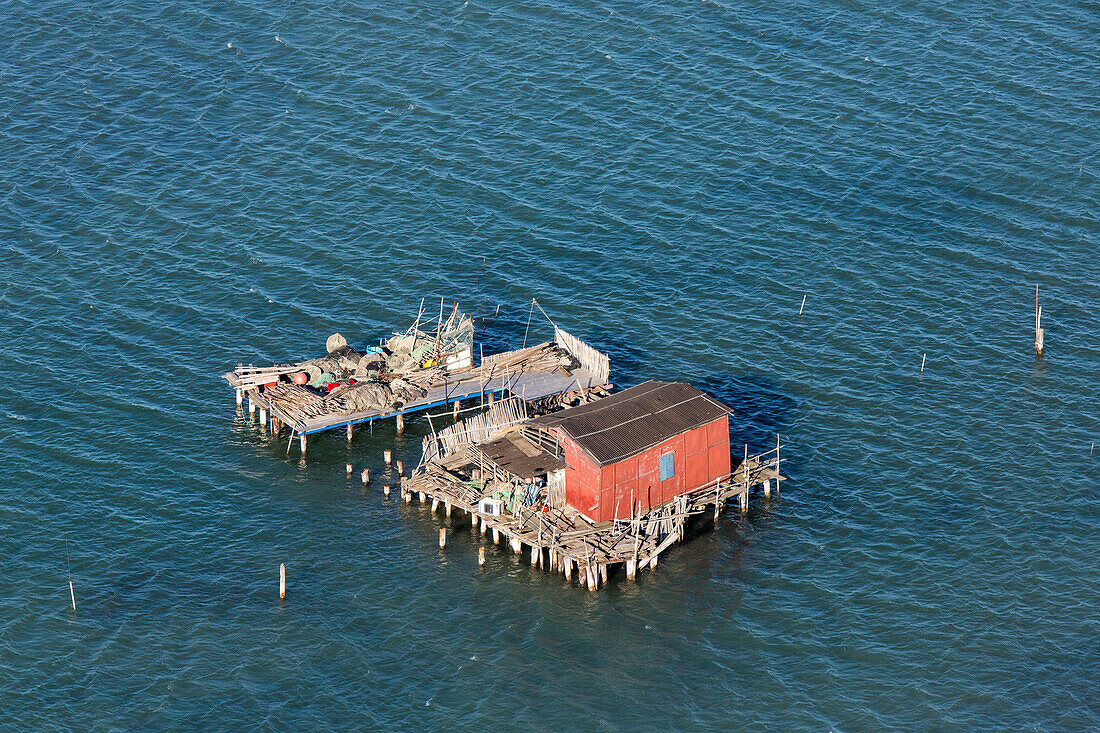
[236, 388, 244, 407]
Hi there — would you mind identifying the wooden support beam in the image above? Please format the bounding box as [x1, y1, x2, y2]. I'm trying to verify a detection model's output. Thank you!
[396, 413, 405, 433]
[299, 434, 306, 456]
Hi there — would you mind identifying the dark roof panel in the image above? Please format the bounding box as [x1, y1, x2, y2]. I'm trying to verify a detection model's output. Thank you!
[529, 381, 730, 466]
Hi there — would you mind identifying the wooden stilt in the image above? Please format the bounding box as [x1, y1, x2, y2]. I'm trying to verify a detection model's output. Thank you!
[649, 554, 658, 571]
[600, 563, 608, 585]
[396, 460, 404, 476]
[384, 449, 392, 466]
[445, 501, 452, 518]
[248, 396, 256, 416]
[764, 479, 771, 500]
[626, 559, 636, 581]
[361, 468, 369, 485]
[480, 517, 488, 536]
[236, 388, 244, 406]
[431, 497, 439, 513]
[279, 563, 286, 600]
[418, 491, 426, 503]
[531, 546, 538, 567]
[346, 462, 353, 476]
[404, 490, 412, 504]
[478, 546, 486, 567]
[259, 406, 267, 430]
[346, 423, 353, 441]
[299, 434, 306, 456]
[565, 557, 573, 581]
[396, 413, 405, 433]
[439, 528, 447, 549]
[492, 527, 500, 544]
[383, 484, 391, 497]
[510, 536, 522, 554]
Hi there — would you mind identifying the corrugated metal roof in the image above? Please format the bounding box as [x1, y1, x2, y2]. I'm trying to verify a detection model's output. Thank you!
[529, 381, 731, 466]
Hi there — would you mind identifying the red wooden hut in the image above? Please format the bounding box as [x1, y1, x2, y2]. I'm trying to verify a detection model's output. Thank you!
[529, 381, 732, 523]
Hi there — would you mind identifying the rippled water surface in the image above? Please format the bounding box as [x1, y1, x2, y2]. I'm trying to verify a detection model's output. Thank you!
[2, 1, 1098, 729]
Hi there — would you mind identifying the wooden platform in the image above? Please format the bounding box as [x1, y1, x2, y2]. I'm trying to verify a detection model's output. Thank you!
[245, 364, 600, 436]
[402, 452, 782, 590]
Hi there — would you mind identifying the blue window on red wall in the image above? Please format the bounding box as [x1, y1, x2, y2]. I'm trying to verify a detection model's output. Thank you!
[659, 453, 675, 481]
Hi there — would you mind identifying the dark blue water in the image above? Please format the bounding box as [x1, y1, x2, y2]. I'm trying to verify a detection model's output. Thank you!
[2, 1, 1097, 729]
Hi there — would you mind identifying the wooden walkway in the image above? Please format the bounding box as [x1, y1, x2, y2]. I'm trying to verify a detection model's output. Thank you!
[246, 364, 599, 436]
[401, 452, 783, 590]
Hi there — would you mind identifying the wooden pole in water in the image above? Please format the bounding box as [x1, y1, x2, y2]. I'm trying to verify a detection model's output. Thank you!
[396, 413, 404, 433]
[384, 484, 391, 497]
[384, 449, 392, 466]
[299, 434, 307, 457]
[346, 462, 353, 476]
[920, 353, 926, 374]
[279, 563, 286, 600]
[439, 528, 447, 549]
[361, 468, 370, 486]
[478, 546, 486, 566]
[347, 423, 353, 441]
[236, 388, 244, 407]
[798, 294, 806, 316]
[66, 540, 75, 611]
[1035, 285, 1045, 356]
[775, 433, 781, 496]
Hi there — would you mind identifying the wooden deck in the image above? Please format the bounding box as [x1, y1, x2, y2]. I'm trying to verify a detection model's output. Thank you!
[401, 452, 783, 590]
[245, 365, 600, 436]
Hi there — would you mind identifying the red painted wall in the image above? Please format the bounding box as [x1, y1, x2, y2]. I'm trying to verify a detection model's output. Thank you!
[558, 415, 731, 523]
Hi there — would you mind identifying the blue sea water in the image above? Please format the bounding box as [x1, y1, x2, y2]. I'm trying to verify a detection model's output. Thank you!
[1, 0, 1097, 729]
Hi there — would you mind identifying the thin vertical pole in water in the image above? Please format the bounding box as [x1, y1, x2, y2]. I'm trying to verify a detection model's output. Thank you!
[279, 563, 286, 600]
[920, 353, 926, 374]
[775, 433, 781, 496]
[66, 540, 75, 611]
[522, 298, 534, 349]
[798, 294, 806, 316]
[1035, 285, 1045, 356]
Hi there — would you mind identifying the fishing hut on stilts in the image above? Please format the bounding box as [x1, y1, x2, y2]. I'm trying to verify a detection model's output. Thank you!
[405, 381, 784, 589]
